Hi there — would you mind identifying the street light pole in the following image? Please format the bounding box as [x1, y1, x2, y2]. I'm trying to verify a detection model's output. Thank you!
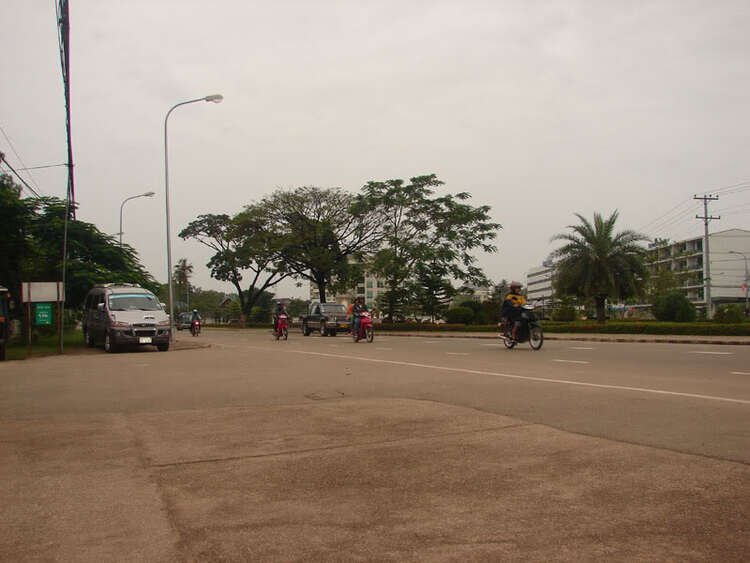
[729, 251, 749, 318]
[119, 191, 155, 247]
[164, 94, 223, 343]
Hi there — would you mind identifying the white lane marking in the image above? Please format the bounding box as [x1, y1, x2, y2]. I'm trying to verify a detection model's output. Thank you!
[248, 347, 750, 406]
[731, 371, 750, 375]
[480, 343, 502, 347]
[568, 347, 594, 350]
[688, 351, 733, 355]
[446, 352, 470, 356]
[376, 347, 393, 351]
[553, 359, 590, 365]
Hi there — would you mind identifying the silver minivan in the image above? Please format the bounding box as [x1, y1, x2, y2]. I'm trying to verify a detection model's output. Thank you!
[82, 284, 170, 352]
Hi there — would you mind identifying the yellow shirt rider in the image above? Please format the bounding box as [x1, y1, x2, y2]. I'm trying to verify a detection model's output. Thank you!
[501, 282, 526, 341]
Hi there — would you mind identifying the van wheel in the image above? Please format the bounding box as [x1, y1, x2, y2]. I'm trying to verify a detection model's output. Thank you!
[302, 323, 311, 336]
[104, 332, 118, 353]
[157, 343, 169, 352]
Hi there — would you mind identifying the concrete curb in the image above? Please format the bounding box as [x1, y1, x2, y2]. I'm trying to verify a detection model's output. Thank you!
[378, 332, 750, 345]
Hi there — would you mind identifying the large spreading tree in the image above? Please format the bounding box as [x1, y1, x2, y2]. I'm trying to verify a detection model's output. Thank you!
[551, 211, 648, 322]
[357, 174, 500, 320]
[259, 186, 383, 302]
[179, 207, 290, 320]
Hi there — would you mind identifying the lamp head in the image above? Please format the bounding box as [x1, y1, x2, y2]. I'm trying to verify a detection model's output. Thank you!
[204, 94, 223, 103]
[143, 191, 156, 197]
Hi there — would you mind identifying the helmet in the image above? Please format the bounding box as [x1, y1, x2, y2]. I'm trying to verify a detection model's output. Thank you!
[193, 309, 197, 313]
[510, 281, 521, 291]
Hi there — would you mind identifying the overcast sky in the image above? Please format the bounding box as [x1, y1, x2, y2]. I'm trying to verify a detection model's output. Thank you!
[2, 1, 749, 298]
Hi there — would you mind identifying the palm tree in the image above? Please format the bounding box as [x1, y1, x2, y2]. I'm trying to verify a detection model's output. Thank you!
[551, 211, 648, 322]
[173, 258, 194, 311]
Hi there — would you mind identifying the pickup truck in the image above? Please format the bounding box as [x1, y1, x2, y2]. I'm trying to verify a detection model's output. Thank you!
[301, 302, 350, 337]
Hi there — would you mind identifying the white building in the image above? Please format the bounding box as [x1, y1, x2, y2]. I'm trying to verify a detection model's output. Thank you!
[308, 270, 388, 307]
[647, 228, 750, 311]
[525, 264, 554, 303]
[451, 284, 492, 306]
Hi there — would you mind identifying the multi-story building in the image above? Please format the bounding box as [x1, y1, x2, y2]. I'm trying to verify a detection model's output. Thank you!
[451, 284, 492, 307]
[308, 270, 388, 307]
[646, 228, 750, 311]
[525, 263, 554, 303]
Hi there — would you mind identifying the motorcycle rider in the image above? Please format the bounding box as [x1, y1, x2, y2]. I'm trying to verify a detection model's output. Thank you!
[501, 282, 526, 342]
[273, 301, 287, 333]
[352, 297, 368, 338]
[190, 309, 202, 334]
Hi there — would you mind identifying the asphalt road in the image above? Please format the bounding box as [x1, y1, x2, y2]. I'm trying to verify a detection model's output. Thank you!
[2, 329, 749, 560]
[6, 328, 747, 462]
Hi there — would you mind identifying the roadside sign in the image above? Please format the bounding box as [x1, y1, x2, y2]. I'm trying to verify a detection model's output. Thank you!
[35, 303, 52, 326]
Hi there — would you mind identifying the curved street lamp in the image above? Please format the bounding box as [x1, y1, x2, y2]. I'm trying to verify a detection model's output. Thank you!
[119, 191, 155, 247]
[164, 94, 223, 343]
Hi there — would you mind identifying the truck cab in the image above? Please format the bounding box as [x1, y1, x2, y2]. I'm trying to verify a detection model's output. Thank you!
[301, 302, 350, 337]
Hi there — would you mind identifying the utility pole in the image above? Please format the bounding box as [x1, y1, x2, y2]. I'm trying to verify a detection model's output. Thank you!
[695, 194, 720, 319]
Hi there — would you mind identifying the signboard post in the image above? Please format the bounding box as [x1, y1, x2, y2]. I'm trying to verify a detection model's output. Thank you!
[21, 282, 65, 355]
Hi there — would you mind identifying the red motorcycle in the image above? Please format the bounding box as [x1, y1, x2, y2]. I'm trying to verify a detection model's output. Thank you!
[190, 319, 201, 336]
[352, 311, 374, 343]
[275, 313, 289, 340]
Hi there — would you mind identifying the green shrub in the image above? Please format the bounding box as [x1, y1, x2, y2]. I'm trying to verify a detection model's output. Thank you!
[444, 307, 474, 324]
[652, 293, 696, 322]
[714, 304, 745, 324]
[551, 304, 577, 322]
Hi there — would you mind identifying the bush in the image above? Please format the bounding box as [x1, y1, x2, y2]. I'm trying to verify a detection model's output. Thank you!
[714, 304, 745, 324]
[445, 307, 474, 324]
[652, 293, 696, 322]
[551, 304, 576, 322]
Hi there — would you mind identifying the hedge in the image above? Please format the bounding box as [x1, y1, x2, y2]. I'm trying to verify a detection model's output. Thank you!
[204, 321, 750, 336]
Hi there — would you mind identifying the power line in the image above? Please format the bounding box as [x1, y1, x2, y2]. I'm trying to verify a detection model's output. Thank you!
[17, 163, 68, 171]
[0, 156, 44, 198]
[0, 126, 44, 195]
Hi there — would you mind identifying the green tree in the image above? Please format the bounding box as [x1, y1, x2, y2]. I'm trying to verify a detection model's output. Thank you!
[445, 306, 474, 324]
[358, 174, 500, 320]
[172, 258, 193, 312]
[652, 293, 696, 322]
[412, 261, 455, 322]
[551, 211, 648, 322]
[179, 209, 290, 322]
[260, 187, 383, 302]
[647, 268, 678, 302]
[0, 174, 35, 298]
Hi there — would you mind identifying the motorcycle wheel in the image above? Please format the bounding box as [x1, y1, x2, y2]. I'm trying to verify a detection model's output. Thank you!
[503, 335, 516, 349]
[352, 330, 359, 343]
[282, 327, 288, 340]
[319, 322, 327, 337]
[529, 326, 544, 350]
[365, 327, 374, 343]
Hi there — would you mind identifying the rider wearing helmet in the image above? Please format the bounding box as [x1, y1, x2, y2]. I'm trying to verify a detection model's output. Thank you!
[352, 297, 368, 338]
[273, 301, 287, 332]
[501, 282, 526, 342]
[190, 309, 201, 323]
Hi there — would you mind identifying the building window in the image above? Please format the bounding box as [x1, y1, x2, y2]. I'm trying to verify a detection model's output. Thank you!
[366, 291, 373, 299]
[366, 280, 373, 288]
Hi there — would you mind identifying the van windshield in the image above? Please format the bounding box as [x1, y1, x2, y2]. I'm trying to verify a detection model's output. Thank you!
[321, 304, 347, 314]
[108, 293, 161, 311]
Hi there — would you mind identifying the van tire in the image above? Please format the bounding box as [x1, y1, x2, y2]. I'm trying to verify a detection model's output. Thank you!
[157, 343, 169, 352]
[104, 332, 118, 353]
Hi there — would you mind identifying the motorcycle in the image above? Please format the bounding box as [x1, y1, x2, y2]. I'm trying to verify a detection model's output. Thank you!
[190, 319, 201, 337]
[499, 305, 543, 350]
[352, 311, 374, 343]
[274, 313, 289, 341]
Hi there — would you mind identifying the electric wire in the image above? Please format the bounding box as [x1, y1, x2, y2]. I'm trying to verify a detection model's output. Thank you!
[0, 126, 44, 195]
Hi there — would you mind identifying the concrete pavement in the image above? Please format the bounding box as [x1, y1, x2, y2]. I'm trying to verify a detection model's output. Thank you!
[1, 330, 749, 561]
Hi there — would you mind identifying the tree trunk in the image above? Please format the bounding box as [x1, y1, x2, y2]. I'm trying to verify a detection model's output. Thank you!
[316, 279, 327, 303]
[595, 296, 606, 323]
